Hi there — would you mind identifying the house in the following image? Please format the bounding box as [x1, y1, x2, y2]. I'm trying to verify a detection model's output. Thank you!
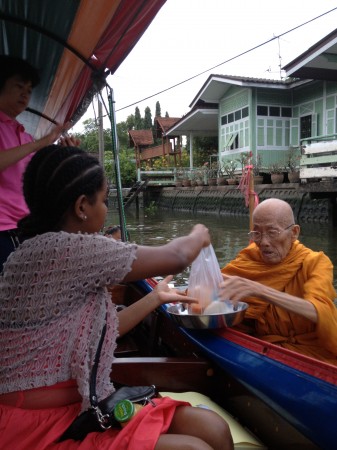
[165, 28, 337, 176]
[129, 117, 181, 168]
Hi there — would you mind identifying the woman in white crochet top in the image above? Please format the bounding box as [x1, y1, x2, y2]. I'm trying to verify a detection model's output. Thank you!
[0, 145, 233, 450]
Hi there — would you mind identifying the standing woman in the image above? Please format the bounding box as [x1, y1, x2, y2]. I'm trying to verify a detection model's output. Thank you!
[0, 55, 79, 272]
[0, 145, 233, 450]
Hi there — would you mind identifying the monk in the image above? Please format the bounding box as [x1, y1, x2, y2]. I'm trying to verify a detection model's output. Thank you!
[219, 198, 337, 365]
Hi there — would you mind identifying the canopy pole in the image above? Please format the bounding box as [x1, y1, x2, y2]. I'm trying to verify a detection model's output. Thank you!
[106, 86, 128, 242]
[249, 164, 255, 231]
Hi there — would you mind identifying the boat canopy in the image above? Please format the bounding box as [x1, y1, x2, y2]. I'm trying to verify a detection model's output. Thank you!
[0, 0, 166, 138]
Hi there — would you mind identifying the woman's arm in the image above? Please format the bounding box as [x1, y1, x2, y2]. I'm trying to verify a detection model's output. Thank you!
[122, 224, 211, 282]
[0, 124, 80, 171]
[117, 275, 196, 336]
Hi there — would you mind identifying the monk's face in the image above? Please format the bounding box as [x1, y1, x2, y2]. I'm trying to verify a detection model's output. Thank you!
[252, 206, 299, 265]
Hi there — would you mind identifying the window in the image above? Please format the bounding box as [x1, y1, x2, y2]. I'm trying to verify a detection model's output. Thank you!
[269, 107, 280, 117]
[242, 107, 249, 118]
[224, 133, 239, 150]
[281, 107, 292, 117]
[221, 107, 249, 125]
[257, 105, 292, 118]
[257, 105, 268, 116]
[300, 115, 312, 139]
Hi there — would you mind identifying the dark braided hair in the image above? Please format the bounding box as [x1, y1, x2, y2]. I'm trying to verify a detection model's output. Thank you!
[18, 145, 105, 237]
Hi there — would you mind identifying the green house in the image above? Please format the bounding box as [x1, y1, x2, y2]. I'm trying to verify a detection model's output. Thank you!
[166, 29, 337, 176]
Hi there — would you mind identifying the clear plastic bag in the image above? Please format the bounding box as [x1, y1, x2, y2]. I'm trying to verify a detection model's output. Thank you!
[188, 245, 223, 314]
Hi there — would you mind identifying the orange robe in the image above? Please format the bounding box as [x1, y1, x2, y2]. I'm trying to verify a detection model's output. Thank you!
[221, 240, 337, 365]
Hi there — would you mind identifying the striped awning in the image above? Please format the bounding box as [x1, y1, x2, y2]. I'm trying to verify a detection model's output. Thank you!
[0, 0, 166, 137]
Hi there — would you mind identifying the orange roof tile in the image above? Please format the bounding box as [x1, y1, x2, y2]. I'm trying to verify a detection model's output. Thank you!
[129, 129, 154, 146]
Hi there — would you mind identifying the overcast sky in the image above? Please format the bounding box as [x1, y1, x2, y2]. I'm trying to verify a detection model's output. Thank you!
[73, 0, 337, 131]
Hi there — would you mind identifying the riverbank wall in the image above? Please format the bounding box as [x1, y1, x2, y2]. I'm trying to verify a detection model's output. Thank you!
[110, 181, 337, 226]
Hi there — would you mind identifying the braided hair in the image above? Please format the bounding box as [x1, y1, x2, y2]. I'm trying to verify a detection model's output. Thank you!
[18, 145, 105, 237]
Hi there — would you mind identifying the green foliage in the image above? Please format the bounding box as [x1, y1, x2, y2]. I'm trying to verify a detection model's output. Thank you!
[252, 154, 263, 175]
[135, 107, 143, 129]
[144, 201, 158, 215]
[285, 146, 301, 172]
[236, 152, 250, 172]
[186, 136, 218, 167]
[74, 118, 112, 154]
[223, 160, 238, 178]
[155, 101, 161, 118]
[143, 106, 152, 129]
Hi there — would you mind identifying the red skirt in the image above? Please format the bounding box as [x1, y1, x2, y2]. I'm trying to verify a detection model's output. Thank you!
[0, 397, 188, 450]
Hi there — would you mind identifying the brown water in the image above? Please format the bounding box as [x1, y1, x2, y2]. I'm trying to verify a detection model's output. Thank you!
[107, 208, 337, 289]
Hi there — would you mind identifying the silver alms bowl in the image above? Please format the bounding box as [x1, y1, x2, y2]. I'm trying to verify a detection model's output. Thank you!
[166, 301, 248, 329]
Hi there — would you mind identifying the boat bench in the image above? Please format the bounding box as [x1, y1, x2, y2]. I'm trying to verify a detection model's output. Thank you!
[110, 357, 266, 449]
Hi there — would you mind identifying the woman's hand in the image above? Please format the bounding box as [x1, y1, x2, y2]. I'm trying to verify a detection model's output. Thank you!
[152, 275, 198, 307]
[190, 224, 211, 248]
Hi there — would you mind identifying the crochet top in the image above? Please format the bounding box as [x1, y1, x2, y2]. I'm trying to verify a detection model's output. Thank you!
[0, 231, 137, 410]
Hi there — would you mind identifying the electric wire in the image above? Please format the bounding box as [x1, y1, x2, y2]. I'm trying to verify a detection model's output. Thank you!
[115, 7, 337, 113]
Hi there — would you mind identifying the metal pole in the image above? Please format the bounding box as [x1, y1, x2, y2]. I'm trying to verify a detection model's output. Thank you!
[107, 86, 127, 242]
[97, 97, 104, 165]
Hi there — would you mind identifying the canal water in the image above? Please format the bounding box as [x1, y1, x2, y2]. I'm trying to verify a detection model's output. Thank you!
[107, 208, 337, 290]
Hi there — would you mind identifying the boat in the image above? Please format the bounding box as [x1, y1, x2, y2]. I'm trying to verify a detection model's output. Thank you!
[115, 278, 336, 450]
[2, 3, 336, 449]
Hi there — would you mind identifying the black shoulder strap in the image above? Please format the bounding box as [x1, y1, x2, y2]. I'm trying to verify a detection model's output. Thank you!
[89, 324, 107, 408]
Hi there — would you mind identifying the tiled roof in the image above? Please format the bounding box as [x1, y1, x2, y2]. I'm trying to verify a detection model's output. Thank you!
[209, 74, 294, 85]
[154, 116, 181, 132]
[128, 129, 154, 146]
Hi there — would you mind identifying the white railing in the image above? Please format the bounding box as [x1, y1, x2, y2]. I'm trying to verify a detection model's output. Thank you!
[300, 134, 337, 180]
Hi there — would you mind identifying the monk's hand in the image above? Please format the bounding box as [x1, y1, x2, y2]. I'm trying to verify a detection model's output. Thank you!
[154, 275, 198, 306]
[218, 274, 256, 309]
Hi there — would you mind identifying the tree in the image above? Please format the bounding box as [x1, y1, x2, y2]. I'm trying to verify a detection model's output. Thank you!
[186, 136, 218, 167]
[134, 107, 143, 129]
[155, 101, 161, 118]
[143, 106, 152, 129]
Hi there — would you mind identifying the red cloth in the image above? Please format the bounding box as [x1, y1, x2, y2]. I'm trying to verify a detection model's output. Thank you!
[0, 397, 188, 450]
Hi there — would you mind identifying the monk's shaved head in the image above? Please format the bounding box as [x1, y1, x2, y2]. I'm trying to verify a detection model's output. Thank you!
[253, 198, 295, 227]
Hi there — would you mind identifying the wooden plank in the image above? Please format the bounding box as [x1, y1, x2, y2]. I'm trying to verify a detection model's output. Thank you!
[110, 357, 216, 394]
[302, 140, 337, 154]
[300, 154, 337, 165]
[300, 167, 337, 178]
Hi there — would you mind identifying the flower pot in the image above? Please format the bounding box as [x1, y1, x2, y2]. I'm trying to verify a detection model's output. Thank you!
[227, 178, 238, 185]
[253, 175, 264, 185]
[208, 178, 217, 186]
[196, 180, 204, 186]
[175, 181, 183, 187]
[217, 176, 227, 186]
[271, 173, 284, 184]
[288, 171, 300, 183]
[182, 179, 191, 187]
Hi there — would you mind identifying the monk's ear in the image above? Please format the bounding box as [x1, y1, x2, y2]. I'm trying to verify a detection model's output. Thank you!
[291, 224, 300, 241]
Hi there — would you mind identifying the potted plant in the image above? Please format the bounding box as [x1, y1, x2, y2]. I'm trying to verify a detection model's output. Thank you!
[268, 162, 285, 184]
[236, 152, 250, 176]
[285, 146, 301, 183]
[207, 162, 218, 186]
[252, 154, 264, 184]
[223, 160, 238, 184]
[217, 161, 227, 185]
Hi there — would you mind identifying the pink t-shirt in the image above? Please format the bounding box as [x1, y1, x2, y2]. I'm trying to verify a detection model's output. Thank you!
[0, 111, 34, 231]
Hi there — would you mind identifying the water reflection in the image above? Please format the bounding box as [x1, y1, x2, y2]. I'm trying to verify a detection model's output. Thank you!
[107, 209, 337, 289]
